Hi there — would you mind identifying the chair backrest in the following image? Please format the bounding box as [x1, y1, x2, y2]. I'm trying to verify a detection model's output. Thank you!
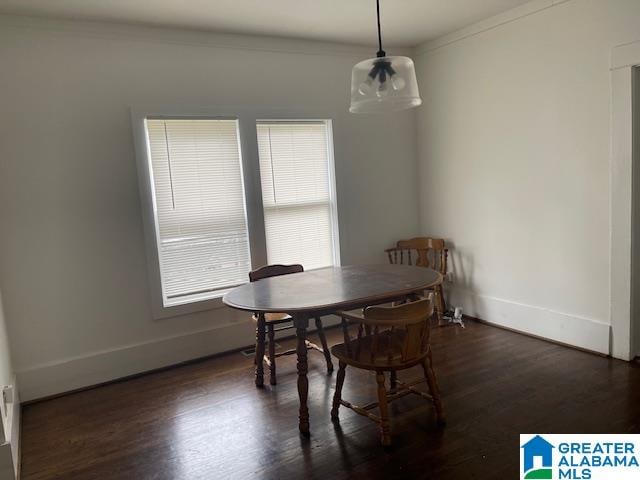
[249, 264, 304, 282]
[342, 296, 435, 366]
[385, 237, 448, 275]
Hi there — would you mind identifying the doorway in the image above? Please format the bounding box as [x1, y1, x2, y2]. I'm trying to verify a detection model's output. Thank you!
[633, 66, 640, 359]
[611, 42, 640, 361]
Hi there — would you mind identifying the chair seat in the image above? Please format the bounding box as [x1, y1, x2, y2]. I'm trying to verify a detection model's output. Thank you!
[337, 297, 424, 322]
[253, 312, 292, 323]
[331, 329, 426, 371]
[336, 308, 365, 322]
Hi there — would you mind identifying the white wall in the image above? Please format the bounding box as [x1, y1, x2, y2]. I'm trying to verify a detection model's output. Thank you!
[0, 16, 420, 400]
[414, 0, 640, 354]
[0, 291, 19, 479]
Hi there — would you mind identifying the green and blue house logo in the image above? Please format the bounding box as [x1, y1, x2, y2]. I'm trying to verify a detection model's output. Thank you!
[521, 433, 640, 479]
[521, 435, 554, 479]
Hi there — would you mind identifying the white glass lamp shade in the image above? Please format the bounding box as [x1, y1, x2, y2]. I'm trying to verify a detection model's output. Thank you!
[350, 56, 422, 113]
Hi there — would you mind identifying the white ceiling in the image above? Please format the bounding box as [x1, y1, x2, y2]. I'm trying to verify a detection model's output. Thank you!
[0, 0, 533, 47]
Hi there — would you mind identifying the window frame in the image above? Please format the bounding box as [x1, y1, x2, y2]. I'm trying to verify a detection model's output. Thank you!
[131, 106, 340, 320]
[256, 119, 341, 270]
[144, 116, 252, 308]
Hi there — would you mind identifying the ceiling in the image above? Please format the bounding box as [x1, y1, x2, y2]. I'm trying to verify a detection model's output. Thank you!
[0, 0, 533, 47]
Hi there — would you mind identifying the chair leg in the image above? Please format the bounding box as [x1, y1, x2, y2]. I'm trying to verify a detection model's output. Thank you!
[268, 324, 276, 385]
[315, 317, 334, 373]
[389, 370, 397, 394]
[438, 284, 447, 315]
[422, 349, 445, 426]
[255, 317, 266, 387]
[435, 285, 446, 322]
[376, 371, 391, 447]
[331, 361, 347, 420]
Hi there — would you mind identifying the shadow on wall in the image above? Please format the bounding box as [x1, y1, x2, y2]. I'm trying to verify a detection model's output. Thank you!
[443, 241, 479, 316]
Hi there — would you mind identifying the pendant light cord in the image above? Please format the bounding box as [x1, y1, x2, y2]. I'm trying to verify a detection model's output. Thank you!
[376, 0, 385, 57]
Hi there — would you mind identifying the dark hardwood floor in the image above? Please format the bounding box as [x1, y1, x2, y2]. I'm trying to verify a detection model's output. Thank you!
[21, 320, 640, 480]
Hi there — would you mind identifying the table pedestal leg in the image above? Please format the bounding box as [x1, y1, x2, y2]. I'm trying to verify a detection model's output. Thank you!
[294, 315, 310, 435]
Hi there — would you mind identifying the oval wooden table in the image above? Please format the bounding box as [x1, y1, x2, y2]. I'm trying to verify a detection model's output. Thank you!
[223, 264, 442, 435]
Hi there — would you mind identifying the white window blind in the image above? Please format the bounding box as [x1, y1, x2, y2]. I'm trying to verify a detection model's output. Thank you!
[145, 118, 250, 305]
[257, 121, 339, 270]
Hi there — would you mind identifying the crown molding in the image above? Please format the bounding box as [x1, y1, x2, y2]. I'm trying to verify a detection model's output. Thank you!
[611, 39, 640, 70]
[415, 0, 571, 56]
[0, 14, 416, 59]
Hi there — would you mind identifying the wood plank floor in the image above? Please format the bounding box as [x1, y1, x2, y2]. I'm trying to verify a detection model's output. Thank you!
[21, 320, 640, 480]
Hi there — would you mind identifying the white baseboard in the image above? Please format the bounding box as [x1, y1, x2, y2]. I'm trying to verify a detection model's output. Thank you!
[448, 287, 611, 355]
[16, 289, 611, 403]
[17, 315, 342, 402]
[19, 290, 608, 402]
[16, 320, 256, 402]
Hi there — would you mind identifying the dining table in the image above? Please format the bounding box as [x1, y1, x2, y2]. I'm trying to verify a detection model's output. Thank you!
[222, 263, 443, 435]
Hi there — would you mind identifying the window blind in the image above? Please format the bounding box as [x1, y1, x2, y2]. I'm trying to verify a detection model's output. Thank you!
[257, 121, 338, 270]
[145, 118, 250, 305]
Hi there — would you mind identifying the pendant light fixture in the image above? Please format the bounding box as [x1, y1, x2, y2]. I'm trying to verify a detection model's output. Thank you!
[350, 0, 422, 114]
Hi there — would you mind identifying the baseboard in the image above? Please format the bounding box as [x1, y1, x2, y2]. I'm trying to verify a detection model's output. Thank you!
[17, 315, 341, 402]
[16, 320, 258, 402]
[17, 291, 609, 402]
[469, 316, 608, 357]
[448, 287, 611, 355]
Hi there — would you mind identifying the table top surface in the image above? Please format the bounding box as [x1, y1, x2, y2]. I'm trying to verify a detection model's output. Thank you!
[222, 264, 442, 314]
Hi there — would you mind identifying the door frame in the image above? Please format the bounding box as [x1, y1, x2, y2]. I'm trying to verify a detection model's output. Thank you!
[610, 40, 640, 360]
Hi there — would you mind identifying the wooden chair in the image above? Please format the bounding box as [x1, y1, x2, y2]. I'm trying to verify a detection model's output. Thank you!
[250, 264, 333, 387]
[331, 296, 445, 446]
[385, 237, 448, 321]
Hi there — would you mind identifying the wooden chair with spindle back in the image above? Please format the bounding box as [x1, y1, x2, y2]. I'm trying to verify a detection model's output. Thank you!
[385, 237, 448, 321]
[250, 264, 333, 387]
[331, 295, 445, 447]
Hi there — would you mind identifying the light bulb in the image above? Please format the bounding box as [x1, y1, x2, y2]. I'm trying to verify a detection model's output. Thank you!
[358, 77, 373, 96]
[391, 75, 406, 91]
[376, 81, 389, 98]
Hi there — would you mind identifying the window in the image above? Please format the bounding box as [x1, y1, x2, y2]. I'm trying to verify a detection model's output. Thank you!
[145, 118, 250, 306]
[257, 121, 340, 269]
[134, 110, 340, 317]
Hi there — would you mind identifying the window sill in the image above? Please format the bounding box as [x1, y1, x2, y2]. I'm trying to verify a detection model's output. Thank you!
[152, 292, 232, 321]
